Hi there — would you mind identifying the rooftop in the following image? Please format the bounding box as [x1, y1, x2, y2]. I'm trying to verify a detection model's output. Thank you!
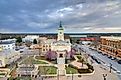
[0, 41, 15, 45]
[53, 40, 71, 46]
[101, 36, 121, 41]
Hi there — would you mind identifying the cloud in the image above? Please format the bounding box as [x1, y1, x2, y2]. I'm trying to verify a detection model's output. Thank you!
[0, 0, 121, 33]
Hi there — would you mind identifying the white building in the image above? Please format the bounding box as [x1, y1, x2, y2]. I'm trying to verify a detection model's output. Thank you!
[0, 41, 16, 51]
[51, 22, 71, 75]
[30, 22, 71, 58]
[51, 22, 71, 64]
[22, 35, 39, 42]
[0, 38, 16, 43]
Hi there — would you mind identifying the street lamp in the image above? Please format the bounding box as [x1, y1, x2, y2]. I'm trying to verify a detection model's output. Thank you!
[70, 71, 73, 80]
[109, 63, 112, 73]
[102, 74, 107, 80]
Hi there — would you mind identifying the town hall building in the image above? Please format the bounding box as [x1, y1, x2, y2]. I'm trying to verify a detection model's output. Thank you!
[51, 22, 71, 64]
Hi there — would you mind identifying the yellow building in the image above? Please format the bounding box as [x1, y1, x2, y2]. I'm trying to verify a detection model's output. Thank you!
[0, 46, 2, 51]
[99, 36, 121, 58]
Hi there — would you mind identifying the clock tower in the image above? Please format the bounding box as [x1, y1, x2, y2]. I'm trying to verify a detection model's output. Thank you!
[57, 21, 64, 41]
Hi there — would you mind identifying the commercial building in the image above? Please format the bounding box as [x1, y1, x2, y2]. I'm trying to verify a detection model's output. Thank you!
[0, 39, 16, 51]
[0, 42, 15, 50]
[99, 36, 121, 58]
[22, 35, 39, 42]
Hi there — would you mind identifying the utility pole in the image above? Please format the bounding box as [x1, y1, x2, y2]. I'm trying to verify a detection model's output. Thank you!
[103, 74, 107, 80]
[109, 63, 112, 73]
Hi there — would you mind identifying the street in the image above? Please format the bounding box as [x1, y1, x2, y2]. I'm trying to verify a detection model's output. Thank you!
[79, 45, 121, 80]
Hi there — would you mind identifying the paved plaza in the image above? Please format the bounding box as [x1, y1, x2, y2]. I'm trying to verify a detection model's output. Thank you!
[32, 64, 118, 80]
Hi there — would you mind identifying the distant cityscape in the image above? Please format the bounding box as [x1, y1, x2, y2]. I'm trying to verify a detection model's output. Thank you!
[0, 0, 121, 80]
[0, 23, 121, 80]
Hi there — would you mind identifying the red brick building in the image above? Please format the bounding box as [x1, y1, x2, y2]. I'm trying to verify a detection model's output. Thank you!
[99, 36, 121, 58]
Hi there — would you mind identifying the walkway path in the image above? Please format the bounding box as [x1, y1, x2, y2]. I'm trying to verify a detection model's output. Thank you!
[38, 64, 118, 80]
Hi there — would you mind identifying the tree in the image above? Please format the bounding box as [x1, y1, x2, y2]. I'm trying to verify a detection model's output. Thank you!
[33, 39, 37, 44]
[45, 49, 57, 60]
[16, 37, 22, 43]
[81, 58, 84, 67]
[70, 38, 73, 44]
[76, 39, 80, 44]
[66, 48, 76, 59]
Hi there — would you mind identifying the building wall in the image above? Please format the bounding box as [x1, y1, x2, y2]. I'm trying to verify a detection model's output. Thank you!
[99, 37, 121, 58]
[0, 43, 15, 50]
[51, 45, 71, 52]
[22, 35, 39, 42]
[41, 43, 51, 52]
[0, 39, 16, 50]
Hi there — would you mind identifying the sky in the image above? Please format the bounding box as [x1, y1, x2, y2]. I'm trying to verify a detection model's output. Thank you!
[0, 0, 121, 33]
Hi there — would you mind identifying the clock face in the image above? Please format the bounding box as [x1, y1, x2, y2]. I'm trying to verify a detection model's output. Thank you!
[60, 32, 62, 34]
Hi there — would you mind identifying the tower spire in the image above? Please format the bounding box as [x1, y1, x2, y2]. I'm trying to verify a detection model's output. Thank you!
[57, 21, 64, 41]
[59, 21, 62, 28]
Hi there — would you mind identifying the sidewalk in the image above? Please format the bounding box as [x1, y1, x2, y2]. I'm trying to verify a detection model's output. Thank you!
[79, 65, 119, 80]
[0, 77, 7, 80]
[39, 65, 119, 80]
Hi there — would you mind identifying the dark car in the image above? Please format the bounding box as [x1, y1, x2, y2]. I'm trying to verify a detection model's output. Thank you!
[102, 53, 107, 56]
[15, 48, 19, 51]
[117, 60, 121, 64]
[108, 56, 112, 59]
[20, 51, 23, 53]
[111, 57, 116, 60]
[98, 51, 102, 54]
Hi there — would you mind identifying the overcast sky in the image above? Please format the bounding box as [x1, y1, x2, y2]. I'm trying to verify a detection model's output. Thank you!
[0, 0, 121, 33]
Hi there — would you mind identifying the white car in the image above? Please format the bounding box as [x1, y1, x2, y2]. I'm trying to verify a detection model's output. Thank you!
[116, 71, 121, 74]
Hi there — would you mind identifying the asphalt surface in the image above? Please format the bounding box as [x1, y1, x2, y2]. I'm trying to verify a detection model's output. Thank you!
[77, 45, 121, 80]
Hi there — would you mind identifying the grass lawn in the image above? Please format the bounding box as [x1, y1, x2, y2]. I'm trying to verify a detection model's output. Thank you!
[38, 66, 57, 75]
[21, 57, 48, 64]
[66, 66, 78, 74]
[8, 77, 31, 80]
[35, 56, 46, 60]
[36, 56, 57, 64]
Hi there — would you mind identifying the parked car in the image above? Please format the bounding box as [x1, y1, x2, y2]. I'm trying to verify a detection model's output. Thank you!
[98, 51, 102, 54]
[116, 71, 121, 74]
[111, 57, 116, 60]
[117, 60, 121, 64]
[102, 53, 107, 56]
[20, 51, 23, 53]
[108, 56, 112, 59]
